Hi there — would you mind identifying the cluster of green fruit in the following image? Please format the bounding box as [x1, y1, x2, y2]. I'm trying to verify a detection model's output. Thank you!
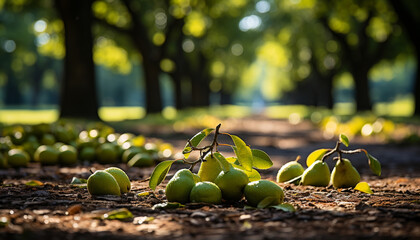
[87, 167, 131, 196]
[277, 134, 381, 190]
[0, 122, 173, 168]
[150, 125, 285, 208]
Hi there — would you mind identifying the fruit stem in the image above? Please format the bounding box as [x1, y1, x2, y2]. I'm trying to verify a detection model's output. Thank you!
[321, 141, 341, 162]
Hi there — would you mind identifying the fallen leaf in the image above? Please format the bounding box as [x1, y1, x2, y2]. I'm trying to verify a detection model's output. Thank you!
[25, 180, 43, 187]
[66, 204, 82, 215]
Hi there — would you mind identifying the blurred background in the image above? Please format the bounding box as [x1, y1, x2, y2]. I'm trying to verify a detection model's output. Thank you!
[0, 0, 419, 126]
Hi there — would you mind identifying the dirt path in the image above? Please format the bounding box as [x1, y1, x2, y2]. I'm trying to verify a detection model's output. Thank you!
[1, 118, 419, 239]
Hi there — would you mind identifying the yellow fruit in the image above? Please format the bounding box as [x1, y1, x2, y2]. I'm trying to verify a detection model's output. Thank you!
[58, 145, 78, 165]
[276, 161, 304, 183]
[214, 168, 249, 201]
[192, 173, 201, 183]
[34, 145, 60, 165]
[165, 169, 196, 203]
[104, 167, 131, 193]
[331, 158, 360, 188]
[244, 180, 284, 207]
[198, 152, 222, 182]
[301, 160, 330, 187]
[189, 181, 222, 204]
[7, 149, 30, 168]
[87, 170, 121, 196]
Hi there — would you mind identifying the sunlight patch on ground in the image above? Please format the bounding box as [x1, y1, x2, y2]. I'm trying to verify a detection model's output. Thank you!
[98, 106, 146, 121]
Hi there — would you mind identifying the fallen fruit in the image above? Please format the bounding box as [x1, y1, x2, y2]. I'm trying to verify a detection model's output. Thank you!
[301, 160, 330, 187]
[331, 158, 360, 188]
[104, 167, 131, 193]
[87, 170, 121, 196]
[189, 181, 222, 204]
[165, 169, 196, 203]
[244, 180, 284, 207]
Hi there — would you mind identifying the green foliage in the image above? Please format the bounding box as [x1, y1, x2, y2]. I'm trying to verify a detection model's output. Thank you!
[230, 135, 253, 172]
[149, 160, 176, 190]
[182, 128, 214, 159]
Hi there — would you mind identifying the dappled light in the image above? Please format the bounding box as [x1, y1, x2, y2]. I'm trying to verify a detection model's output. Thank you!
[1, 0, 420, 239]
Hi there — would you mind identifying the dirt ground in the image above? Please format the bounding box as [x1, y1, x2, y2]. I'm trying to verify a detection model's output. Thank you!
[1, 118, 419, 240]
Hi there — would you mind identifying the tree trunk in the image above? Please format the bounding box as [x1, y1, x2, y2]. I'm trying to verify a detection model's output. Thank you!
[191, 53, 210, 107]
[4, 74, 22, 106]
[142, 59, 162, 113]
[352, 66, 372, 111]
[55, 0, 99, 120]
[414, 52, 420, 115]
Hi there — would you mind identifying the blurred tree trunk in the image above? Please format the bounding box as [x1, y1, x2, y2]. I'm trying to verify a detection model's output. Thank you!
[389, 0, 420, 116]
[320, 11, 390, 112]
[4, 74, 22, 105]
[191, 52, 210, 107]
[55, 0, 99, 120]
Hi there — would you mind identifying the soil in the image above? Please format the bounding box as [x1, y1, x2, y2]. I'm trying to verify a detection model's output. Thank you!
[1, 118, 419, 240]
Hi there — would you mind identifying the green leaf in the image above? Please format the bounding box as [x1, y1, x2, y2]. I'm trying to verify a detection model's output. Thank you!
[102, 208, 133, 221]
[354, 182, 373, 194]
[213, 152, 233, 172]
[182, 128, 214, 159]
[270, 203, 296, 212]
[25, 180, 44, 187]
[137, 191, 151, 197]
[251, 149, 273, 169]
[233, 164, 261, 181]
[152, 202, 184, 210]
[225, 157, 238, 164]
[339, 133, 350, 147]
[306, 149, 329, 167]
[149, 160, 176, 190]
[365, 152, 381, 176]
[257, 196, 278, 209]
[230, 135, 253, 172]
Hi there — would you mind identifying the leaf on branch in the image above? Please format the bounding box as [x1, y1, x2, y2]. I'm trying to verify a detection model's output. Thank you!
[366, 152, 381, 176]
[182, 128, 214, 159]
[354, 182, 373, 194]
[230, 135, 253, 172]
[339, 133, 350, 147]
[213, 152, 233, 172]
[306, 149, 329, 167]
[251, 149, 273, 169]
[149, 160, 176, 190]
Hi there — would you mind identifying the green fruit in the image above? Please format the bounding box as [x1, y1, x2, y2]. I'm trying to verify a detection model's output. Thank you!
[198, 152, 222, 182]
[7, 149, 30, 167]
[122, 147, 143, 163]
[127, 153, 154, 167]
[58, 145, 78, 165]
[244, 180, 284, 207]
[104, 167, 131, 193]
[214, 168, 249, 201]
[96, 143, 118, 164]
[41, 134, 56, 145]
[34, 145, 60, 165]
[301, 160, 330, 187]
[276, 161, 304, 183]
[189, 181, 222, 204]
[79, 146, 96, 161]
[165, 169, 196, 203]
[87, 170, 121, 196]
[331, 158, 361, 188]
